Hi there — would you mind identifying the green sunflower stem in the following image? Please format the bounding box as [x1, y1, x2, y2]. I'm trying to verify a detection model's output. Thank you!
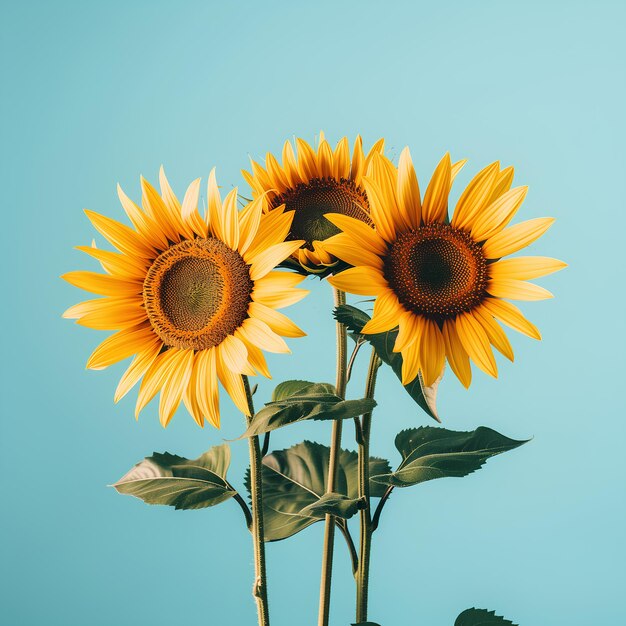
[243, 376, 270, 626]
[356, 348, 380, 623]
[318, 288, 348, 626]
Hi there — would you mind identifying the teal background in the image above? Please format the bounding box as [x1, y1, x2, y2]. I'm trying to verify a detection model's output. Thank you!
[1, 1, 624, 624]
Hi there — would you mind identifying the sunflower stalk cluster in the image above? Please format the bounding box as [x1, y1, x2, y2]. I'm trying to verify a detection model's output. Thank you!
[63, 134, 564, 626]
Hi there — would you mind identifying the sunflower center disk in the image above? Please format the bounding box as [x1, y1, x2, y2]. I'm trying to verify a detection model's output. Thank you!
[143, 238, 253, 350]
[274, 178, 371, 249]
[384, 224, 488, 321]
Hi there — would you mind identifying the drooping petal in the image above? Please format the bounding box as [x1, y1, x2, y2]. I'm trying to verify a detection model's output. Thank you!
[419, 319, 446, 386]
[455, 312, 498, 377]
[238, 318, 290, 353]
[480, 298, 541, 340]
[472, 305, 515, 361]
[159, 349, 194, 427]
[248, 302, 306, 337]
[442, 320, 471, 388]
[361, 289, 403, 334]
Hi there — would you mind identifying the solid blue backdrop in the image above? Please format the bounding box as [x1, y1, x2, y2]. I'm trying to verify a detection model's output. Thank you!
[1, 1, 624, 624]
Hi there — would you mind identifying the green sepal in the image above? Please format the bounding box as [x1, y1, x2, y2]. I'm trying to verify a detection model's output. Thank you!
[455, 608, 518, 625]
[371, 426, 528, 488]
[240, 380, 376, 438]
[112, 444, 236, 510]
[248, 441, 391, 541]
[334, 304, 441, 421]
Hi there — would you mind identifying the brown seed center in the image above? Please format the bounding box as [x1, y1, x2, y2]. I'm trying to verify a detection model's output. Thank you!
[272, 177, 371, 249]
[143, 238, 253, 350]
[384, 223, 488, 321]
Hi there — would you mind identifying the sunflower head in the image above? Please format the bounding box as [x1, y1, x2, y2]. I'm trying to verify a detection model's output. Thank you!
[326, 149, 565, 388]
[63, 168, 308, 428]
[242, 133, 385, 276]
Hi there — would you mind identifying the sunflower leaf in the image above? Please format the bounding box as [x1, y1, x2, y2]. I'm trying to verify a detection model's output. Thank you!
[334, 304, 441, 421]
[298, 492, 365, 520]
[371, 426, 528, 488]
[455, 608, 518, 626]
[112, 444, 236, 510]
[240, 381, 376, 438]
[248, 441, 391, 541]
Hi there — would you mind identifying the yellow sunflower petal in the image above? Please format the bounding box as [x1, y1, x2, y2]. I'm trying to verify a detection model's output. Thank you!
[248, 301, 305, 338]
[393, 310, 420, 352]
[451, 161, 500, 230]
[86, 323, 155, 370]
[397, 147, 421, 229]
[419, 319, 446, 386]
[361, 290, 403, 334]
[442, 320, 472, 388]
[450, 159, 467, 182]
[487, 278, 553, 301]
[75, 245, 148, 280]
[472, 305, 514, 361]
[296, 138, 319, 180]
[368, 153, 405, 232]
[455, 312, 498, 377]
[218, 334, 251, 375]
[487, 166, 514, 204]
[216, 356, 249, 416]
[75, 297, 146, 330]
[238, 196, 264, 256]
[207, 168, 225, 240]
[400, 319, 424, 384]
[84, 210, 154, 259]
[240, 338, 272, 378]
[238, 318, 290, 353]
[471, 186, 528, 242]
[135, 348, 182, 418]
[333, 137, 350, 179]
[489, 256, 567, 280]
[244, 207, 293, 262]
[249, 240, 305, 280]
[482, 217, 555, 260]
[117, 184, 167, 250]
[114, 338, 162, 403]
[141, 176, 187, 242]
[422, 153, 452, 224]
[282, 140, 299, 187]
[350, 135, 365, 182]
[480, 298, 541, 340]
[252, 272, 308, 309]
[324, 213, 387, 255]
[180, 177, 207, 238]
[327, 266, 388, 296]
[362, 175, 396, 243]
[62, 271, 141, 297]
[321, 232, 383, 270]
[196, 348, 221, 427]
[159, 349, 194, 427]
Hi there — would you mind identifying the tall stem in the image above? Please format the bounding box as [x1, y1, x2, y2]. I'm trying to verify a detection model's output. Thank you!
[243, 376, 270, 626]
[356, 348, 380, 623]
[318, 288, 348, 626]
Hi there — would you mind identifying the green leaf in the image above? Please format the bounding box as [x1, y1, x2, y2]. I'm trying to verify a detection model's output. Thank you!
[241, 380, 376, 438]
[298, 492, 365, 520]
[455, 608, 518, 625]
[335, 304, 441, 421]
[271, 379, 335, 401]
[113, 444, 236, 510]
[371, 426, 528, 488]
[252, 441, 391, 541]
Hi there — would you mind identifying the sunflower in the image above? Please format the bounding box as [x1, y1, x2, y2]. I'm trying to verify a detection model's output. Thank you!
[63, 168, 308, 427]
[324, 149, 565, 388]
[242, 134, 388, 275]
